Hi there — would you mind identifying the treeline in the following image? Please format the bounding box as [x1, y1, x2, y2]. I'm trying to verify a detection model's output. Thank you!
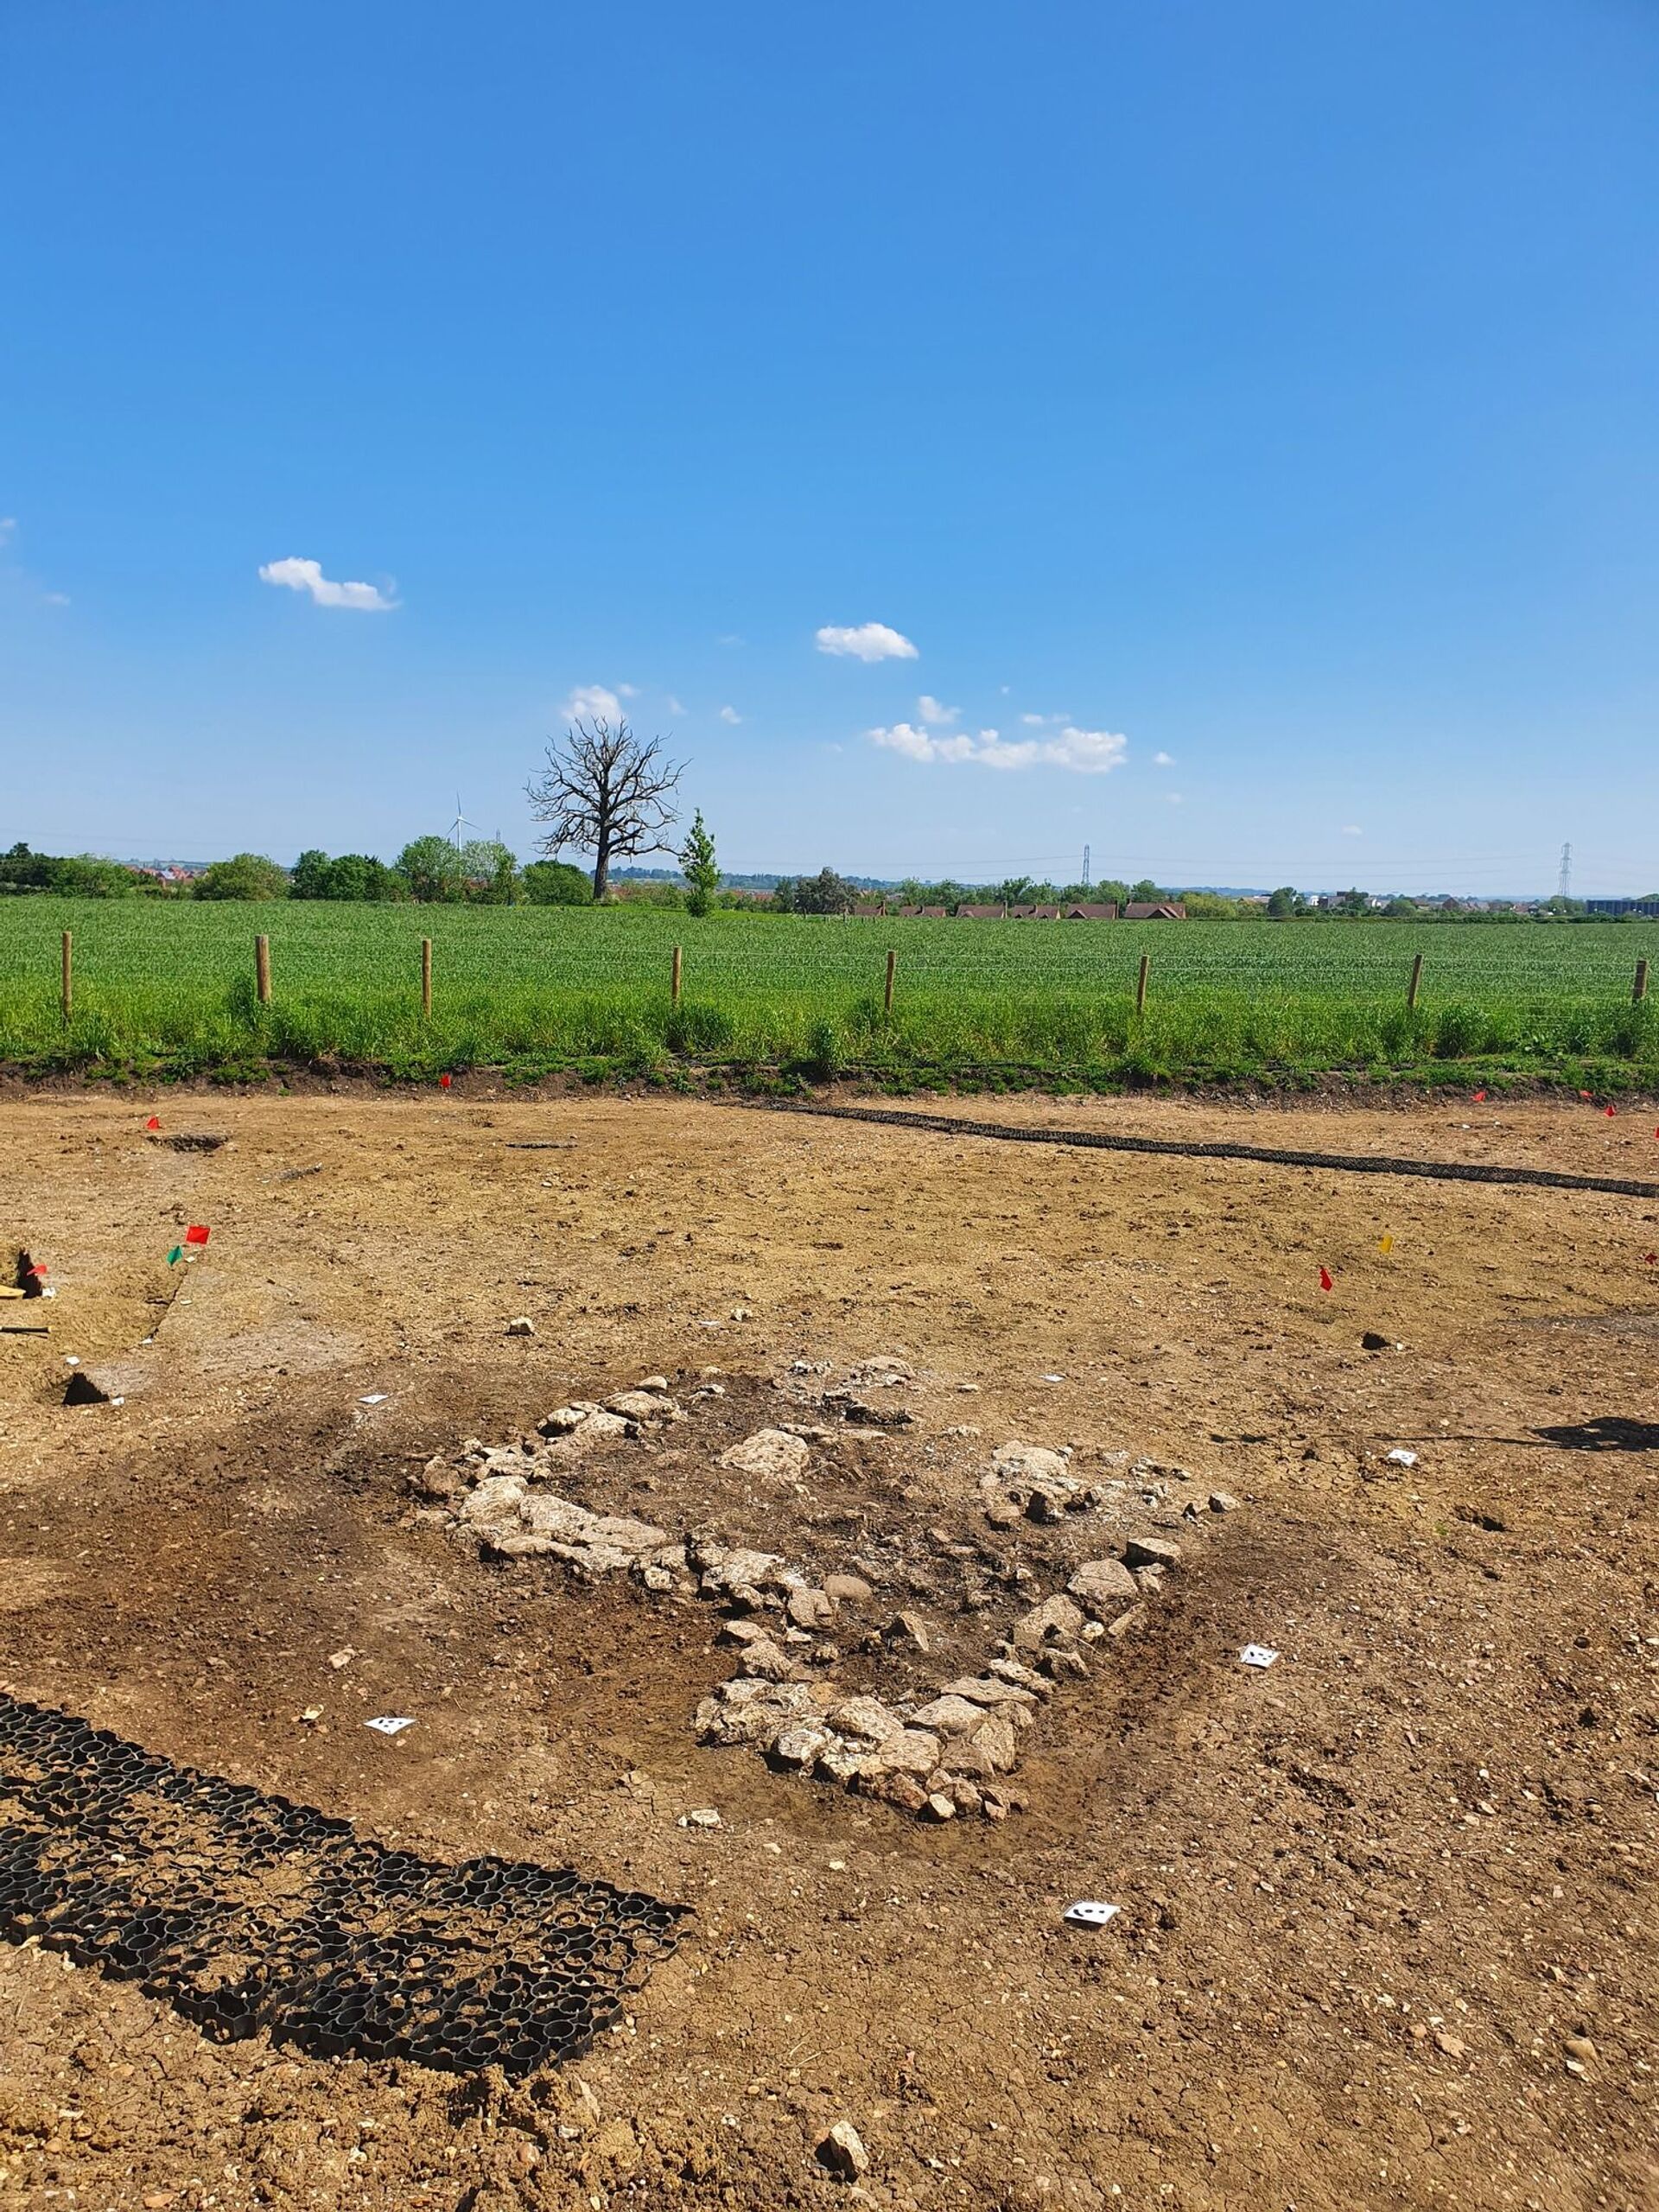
[775, 874, 1659, 920]
[0, 838, 595, 906]
[6, 842, 1652, 918]
[0, 845, 147, 898]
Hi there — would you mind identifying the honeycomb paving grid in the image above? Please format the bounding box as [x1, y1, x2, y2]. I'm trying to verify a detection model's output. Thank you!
[0, 1694, 687, 2076]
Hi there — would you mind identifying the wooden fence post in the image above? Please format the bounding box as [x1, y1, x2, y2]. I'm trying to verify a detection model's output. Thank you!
[1407, 952, 1424, 1010]
[671, 944, 683, 1005]
[422, 938, 433, 1020]
[1135, 951, 1150, 1016]
[60, 931, 72, 1025]
[884, 947, 896, 1016]
[1636, 958, 1649, 1005]
[255, 935, 271, 1005]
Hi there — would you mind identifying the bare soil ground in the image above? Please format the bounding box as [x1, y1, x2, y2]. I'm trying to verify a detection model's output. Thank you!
[0, 1088, 1655, 2212]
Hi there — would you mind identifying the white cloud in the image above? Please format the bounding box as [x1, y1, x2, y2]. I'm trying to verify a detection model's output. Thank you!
[41, 590, 70, 607]
[719, 704, 742, 724]
[0, 518, 15, 543]
[1341, 823, 1363, 836]
[917, 694, 958, 726]
[1166, 791, 1184, 804]
[666, 695, 686, 715]
[561, 683, 624, 723]
[258, 556, 396, 611]
[616, 681, 639, 698]
[868, 722, 1127, 774]
[1153, 750, 1176, 766]
[815, 620, 918, 662]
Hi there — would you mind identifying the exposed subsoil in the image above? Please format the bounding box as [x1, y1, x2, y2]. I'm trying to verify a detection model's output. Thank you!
[0, 1089, 1655, 2212]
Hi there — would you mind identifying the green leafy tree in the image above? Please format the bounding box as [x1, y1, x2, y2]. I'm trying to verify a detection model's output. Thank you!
[193, 853, 289, 900]
[330, 853, 402, 900]
[791, 866, 857, 915]
[522, 859, 593, 906]
[289, 849, 334, 899]
[458, 838, 520, 904]
[47, 855, 139, 896]
[1265, 885, 1306, 918]
[1128, 878, 1163, 904]
[0, 841, 47, 892]
[679, 810, 720, 917]
[397, 835, 465, 903]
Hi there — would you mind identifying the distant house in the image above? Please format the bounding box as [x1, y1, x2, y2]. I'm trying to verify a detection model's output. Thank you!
[956, 903, 1006, 919]
[1123, 901, 1186, 920]
[893, 904, 922, 918]
[132, 863, 203, 887]
[916, 904, 947, 919]
[1008, 903, 1060, 919]
[1063, 901, 1118, 920]
[852, 901, 886, 918]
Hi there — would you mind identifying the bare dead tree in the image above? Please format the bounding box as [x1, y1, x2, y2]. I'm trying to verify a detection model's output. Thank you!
[525, 718, 686, 901]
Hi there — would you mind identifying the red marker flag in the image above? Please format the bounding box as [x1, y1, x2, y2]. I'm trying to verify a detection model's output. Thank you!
[1605, 1104, 1617, 1118]
[184, 1224, 210, 1246]
[1580, 1090, 1592, 1100]
[145, 1116, 161, 1131]
[1472, 1089, 1486, 1103]
[1318, 1266, 1333, 1292]
[439, 1073, 453, 1090]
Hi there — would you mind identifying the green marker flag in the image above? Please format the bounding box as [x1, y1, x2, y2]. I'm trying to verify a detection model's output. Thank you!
[166, 1244, 183, 1265]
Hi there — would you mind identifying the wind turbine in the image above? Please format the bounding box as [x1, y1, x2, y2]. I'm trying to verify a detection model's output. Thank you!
[449, 796, 477, 862]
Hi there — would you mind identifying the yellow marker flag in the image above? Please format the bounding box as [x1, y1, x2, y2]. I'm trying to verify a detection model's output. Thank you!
[1378, 1235, 1394, 1255]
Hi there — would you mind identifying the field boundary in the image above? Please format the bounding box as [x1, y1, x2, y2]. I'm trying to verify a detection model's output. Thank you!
[741, 1096, 1659, 1199]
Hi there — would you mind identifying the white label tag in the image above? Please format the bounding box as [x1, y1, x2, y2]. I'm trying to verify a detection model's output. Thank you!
[1063, 1900, 1121, 1928]
[1240, 1644, 1279, 1669]
[364, 1716, 416, 1736]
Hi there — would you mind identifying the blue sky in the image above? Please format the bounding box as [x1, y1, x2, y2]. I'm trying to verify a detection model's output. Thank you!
[3, 0, 1656, 893]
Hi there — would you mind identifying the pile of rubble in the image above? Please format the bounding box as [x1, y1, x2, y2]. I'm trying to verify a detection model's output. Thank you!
[425, 1370, 1237, 1823]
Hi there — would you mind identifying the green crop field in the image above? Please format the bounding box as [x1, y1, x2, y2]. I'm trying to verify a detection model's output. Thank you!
[1, 898, 1656, 1089]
